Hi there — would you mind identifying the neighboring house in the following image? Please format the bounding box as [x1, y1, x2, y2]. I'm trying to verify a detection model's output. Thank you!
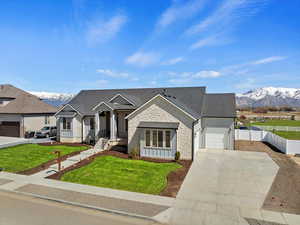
[55, 87, 236, 160]
[0, 84, 58, 137]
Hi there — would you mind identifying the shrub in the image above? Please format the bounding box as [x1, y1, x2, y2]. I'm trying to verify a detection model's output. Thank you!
[239, 115, 246, 120]
[175, 151, 180, 161]
[129, 147, 140, 159]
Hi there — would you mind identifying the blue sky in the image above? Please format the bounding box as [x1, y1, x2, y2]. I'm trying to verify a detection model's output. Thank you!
[0, 0, 299, 94]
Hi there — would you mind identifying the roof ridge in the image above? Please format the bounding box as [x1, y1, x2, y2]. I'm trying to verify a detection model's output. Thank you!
[80, 86, 206, 92]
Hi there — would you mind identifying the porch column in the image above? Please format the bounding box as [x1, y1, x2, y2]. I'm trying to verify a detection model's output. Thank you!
[110, 111, 117, 140]
[95, 112, 100, 138]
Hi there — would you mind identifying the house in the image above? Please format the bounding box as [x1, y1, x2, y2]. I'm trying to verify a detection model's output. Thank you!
[0, 84, 58, 137]
[55, 87, 236, 160]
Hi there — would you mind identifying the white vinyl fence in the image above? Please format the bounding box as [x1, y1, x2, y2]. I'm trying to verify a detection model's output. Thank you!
[252, 125, 300, 132]
[235, 129, 300, 155]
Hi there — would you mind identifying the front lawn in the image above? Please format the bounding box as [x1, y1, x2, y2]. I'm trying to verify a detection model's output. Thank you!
[61, 156, 182, 195]
[252, 119, 300, 127]
[273, 131, 300, 140]
[0, 144, 89, 173]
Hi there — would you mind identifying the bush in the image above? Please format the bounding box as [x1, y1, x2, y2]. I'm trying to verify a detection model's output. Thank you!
[175, 151, 180, 161]
[129, 147, 140, 159]
[239, 115, 246, 120]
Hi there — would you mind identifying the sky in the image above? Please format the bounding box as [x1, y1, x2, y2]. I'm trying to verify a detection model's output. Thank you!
[0, 0, 299, 94]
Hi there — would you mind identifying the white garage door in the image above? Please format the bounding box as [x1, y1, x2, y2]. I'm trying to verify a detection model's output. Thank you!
[205, 128, 227, 149]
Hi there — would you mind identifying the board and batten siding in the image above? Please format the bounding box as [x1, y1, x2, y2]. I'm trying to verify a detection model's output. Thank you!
[127, 96, 194, 160]
[140, 129, 177, 159]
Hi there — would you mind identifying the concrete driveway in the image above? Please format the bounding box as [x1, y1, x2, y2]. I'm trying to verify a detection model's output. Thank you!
[0, 136, 52, 149]
[169, 149, 300, 225]
[0, 136, 29, 148]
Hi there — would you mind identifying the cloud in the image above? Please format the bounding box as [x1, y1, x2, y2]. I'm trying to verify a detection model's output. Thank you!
[161, 57, 184, 65]
[125, 51, 161, 67]
[86, 14, 127, 45]
[96, 69, 129, 78]
[168, 78, 192, 84]
[192, 70, 221, 78]
[95, 79, 109, 85]
[252, 56, 286, 65]
[190, 35, 232, 49]
[157, 0, 208, 29]
[234, 78, 256, 89]
[168, 70, 221, 84]
[186, 0, 268, 35]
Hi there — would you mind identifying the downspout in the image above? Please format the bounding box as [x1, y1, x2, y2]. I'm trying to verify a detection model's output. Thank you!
[191, 119, 199, 162]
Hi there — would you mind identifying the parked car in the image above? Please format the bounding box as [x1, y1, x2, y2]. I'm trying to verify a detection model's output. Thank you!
[35, 126, 57, 138]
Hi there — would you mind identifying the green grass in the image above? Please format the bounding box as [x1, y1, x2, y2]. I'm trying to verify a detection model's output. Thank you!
[0, 144, 89, 173]
[273, 131, 300, 140]
[61, 156, 182, 195]
[251, 120, 300, 127]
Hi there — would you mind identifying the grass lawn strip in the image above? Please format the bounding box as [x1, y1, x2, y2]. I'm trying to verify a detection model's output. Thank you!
[252, 119, 300, 127]
[273, 131, 300, 140]
[61, 156, 182, 195]
[0, 144, 89, 173]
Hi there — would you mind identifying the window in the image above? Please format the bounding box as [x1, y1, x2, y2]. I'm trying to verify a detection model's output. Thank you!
[158, 130, 163, 147]
[45, 116, 50, 125]
[125, 114, 128, 131]
[165, 131, 171, 148]
[145, 129, 172, 149]
[145, 130, 151, 147]
[152, 130, 158, 147]
[90, 118, 95, 130]
[62, 118, 71, 130]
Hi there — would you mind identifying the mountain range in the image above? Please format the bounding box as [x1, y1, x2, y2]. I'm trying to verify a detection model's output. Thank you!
[29, 91, 75, 107]
[29, 87, 300, 108]
[236, 87, 300, 108]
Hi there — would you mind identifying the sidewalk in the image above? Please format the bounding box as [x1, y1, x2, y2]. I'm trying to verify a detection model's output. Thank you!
[31, 148, 104, 178]
[0, 172, 173, 222]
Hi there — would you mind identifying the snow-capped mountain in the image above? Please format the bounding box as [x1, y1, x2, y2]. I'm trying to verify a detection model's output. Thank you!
[29, 91, 75, 107]
[236, 87, 300, 107]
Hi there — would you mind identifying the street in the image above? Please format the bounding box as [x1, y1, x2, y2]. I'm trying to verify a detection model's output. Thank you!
[0, 191, 158, 225]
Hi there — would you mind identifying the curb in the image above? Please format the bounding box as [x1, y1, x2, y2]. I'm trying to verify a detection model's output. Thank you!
[4, 189, 159, 223]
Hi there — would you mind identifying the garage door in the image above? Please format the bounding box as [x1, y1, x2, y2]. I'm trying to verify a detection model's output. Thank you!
[0, 122, 20, 137]
[205, 128, 227, 149]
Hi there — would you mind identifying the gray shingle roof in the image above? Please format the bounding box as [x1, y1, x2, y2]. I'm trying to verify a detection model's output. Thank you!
[68, 87, 206, 117]
[67, 86, 235, 119]
[201, 93, 236, 118]
[0, 84, 58, 114]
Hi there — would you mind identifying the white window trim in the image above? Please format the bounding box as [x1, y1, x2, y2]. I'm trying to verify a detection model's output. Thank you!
[62, 117, 72, 131]
[144, 129, 172, 149]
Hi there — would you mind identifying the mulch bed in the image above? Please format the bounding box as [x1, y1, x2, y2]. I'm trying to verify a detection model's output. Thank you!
[235, 140, 300, 215]
[38, 142, 91, 147]
[47, 150, 192, 198]
[17, 143, 92, 175]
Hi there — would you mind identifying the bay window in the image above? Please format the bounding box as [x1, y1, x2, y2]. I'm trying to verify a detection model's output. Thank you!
[144, 129, 172, 149]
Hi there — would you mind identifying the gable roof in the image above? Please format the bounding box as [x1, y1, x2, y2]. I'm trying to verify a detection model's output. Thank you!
[68, 87, 206, 117]
[0, 84, 58, 114]
[201, 93, 236, 118]
[125, 94, 197, 120]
